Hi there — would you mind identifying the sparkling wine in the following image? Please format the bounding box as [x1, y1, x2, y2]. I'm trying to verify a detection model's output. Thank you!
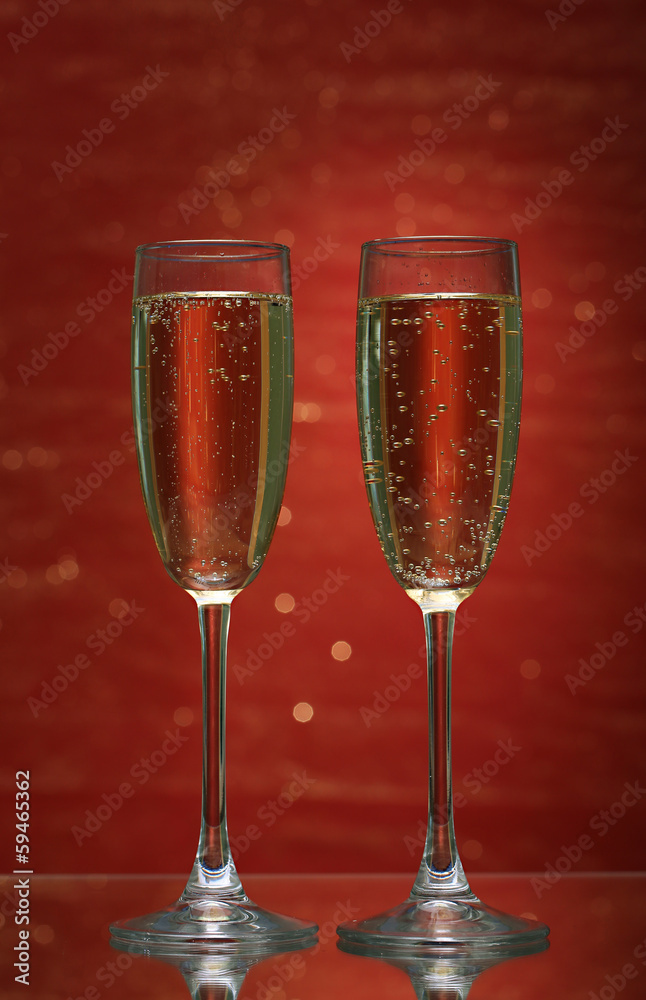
[133, 291, 293, 592]
[356, 293, 522, 595]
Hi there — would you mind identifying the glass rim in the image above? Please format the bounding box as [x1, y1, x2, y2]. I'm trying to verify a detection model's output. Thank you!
[135, 240, 290, 263]
[361, 236, 518, 256]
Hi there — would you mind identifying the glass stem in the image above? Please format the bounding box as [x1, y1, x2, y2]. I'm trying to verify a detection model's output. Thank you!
[412, 609, 474, 900]
[182, 600, 245, 901]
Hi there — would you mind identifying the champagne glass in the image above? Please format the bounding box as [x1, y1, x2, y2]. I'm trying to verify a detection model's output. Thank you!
[110, 240, 317, 952]
[338, 236, 549, 949]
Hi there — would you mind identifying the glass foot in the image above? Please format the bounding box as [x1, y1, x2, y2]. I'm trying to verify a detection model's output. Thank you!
[110, 893, 318, 955]
[337, 895, 549, 953]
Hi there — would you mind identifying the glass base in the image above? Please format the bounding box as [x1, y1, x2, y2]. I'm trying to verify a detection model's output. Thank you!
[337, 895, 549, 953]
[110, 893, 318, 955]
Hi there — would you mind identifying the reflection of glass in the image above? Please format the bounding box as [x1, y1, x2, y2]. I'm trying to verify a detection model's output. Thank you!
[338, 937, 549, 999]
[110, 241, 317, 950]
[339, 237, 549, 949]
[111, 939, 315, 1000]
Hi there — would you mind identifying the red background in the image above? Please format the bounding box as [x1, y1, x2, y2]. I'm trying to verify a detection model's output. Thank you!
[1, 0, 645, 878]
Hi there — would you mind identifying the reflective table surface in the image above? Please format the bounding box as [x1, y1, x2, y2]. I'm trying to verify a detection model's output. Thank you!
[0, 873, 644, 998]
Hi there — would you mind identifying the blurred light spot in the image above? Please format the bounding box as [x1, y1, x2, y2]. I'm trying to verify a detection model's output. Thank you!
[394, 193, 415, 214]
[411, 114, 431, 135]
[332, 641, 352, 661]
[585, 261, 606, 282]
[574, 300, 595, 321]
[488, 108, 509, 130]
[58, 558, 79, 581]
[396, 217, 416, 236]
[8, 569, 28, 589]
[374, 76, 394, 97]
[275, 228, 294, 247]
[513, 89, 534, 110]
[281, 129, 301, 150]
[294, 402, 321, 422]
[250, 186, 271, 207]
[520, 659, 541, 679]
[293, 701, 313, 722]
[32, 924, 54, 944]
[567, 273, 588, 293]
[104, 222, 124, 243]
[222, 208, 242, 229]
[44, 451, 60, 470]
[46, 565, 63, 585]
[275, 593, 295, 614]
[444, 163, 465, 184]
[531, 288, 552, 309]
[33, 520, 53, 539]
[631, 341, 646, 361]
[315, 354, 335, 375]
[174, 707, 194, 727]
[462, 839, 483, 860]
[277, 506, 292, 526]
[520, 911, 538, 921]
[3, 450, 23, 470]
[606, 413, 628, 433]
[311, 163, 331, 185]
[318, 87, 339, 109]
[109, 598, 131, 618]
[535, 374, 555, 394]
[216, 190, 235, 209]
[431, 203, 453, 224]
[27, 447, 48, 467]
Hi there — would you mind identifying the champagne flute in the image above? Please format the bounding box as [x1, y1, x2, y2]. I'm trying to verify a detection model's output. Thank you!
[338, 236, 549, 949]
[110, 240, 317, 952]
